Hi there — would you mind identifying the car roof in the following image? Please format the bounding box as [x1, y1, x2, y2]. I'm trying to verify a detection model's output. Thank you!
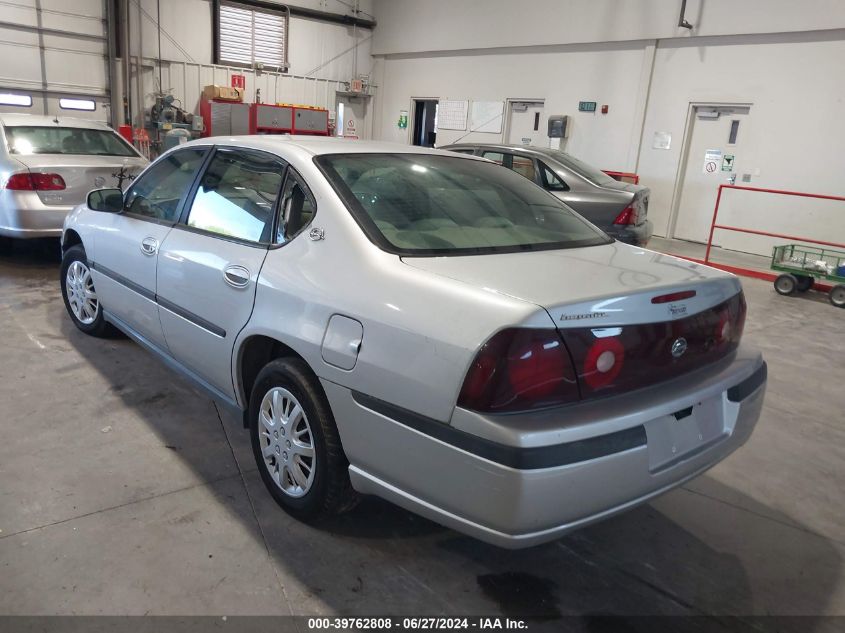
[182, 135, 488, 160]
[0, 113, 114, 130]
[441, 142, 556, 156]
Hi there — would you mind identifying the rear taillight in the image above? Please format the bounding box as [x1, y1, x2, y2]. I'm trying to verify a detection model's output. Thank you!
[582, 334, 625, 389]
[5, 172, 66, 191]
[457, 328, 579, 413]
[613, 204, 637, 225]
[562, 292, 747, 400]
[458, 292, 747, 412]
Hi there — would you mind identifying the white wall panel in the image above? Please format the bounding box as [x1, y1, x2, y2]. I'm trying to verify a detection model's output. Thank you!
[638, 31, 845, 244]
[371, 1, 845, 254]
[372, 0, 845, 55]
[375, 42, 647, 170]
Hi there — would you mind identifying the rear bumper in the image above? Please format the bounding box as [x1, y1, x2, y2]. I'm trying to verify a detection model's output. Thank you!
[608, 219, 653, 246]
[0, 191, 74, 238]
[324, 346, 765, 548]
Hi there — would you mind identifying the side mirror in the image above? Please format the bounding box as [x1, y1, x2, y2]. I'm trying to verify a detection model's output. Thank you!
[87, 188, 123, 213]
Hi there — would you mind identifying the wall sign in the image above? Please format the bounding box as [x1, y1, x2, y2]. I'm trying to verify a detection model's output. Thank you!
[578, 101, 597, 112]
[398, 110, 408, 129]
[721, 154, 735, 171]
[703, 148, 721, 174]
[653, 131, 671, 150]
[438, 100, 468, 130]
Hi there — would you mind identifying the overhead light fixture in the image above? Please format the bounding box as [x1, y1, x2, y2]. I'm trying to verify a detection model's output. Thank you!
[0, 93, 32, 107]
[697, 110, 720, 120]
[59, 98, 96, 111]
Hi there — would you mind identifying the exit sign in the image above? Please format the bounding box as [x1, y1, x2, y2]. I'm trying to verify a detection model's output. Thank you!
[579, 101, 597, 112]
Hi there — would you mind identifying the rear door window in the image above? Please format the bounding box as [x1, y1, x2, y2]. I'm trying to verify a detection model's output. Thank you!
[184, 148, 285, 244]
[481, 151, 512, 168]
[511, 155, 537, 182]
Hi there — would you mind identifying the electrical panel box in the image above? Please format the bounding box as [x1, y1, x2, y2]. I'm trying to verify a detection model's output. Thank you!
[200, 100, 249, 137]
[200, 101, 330, 137]
[294, 108, 329, 134]
[253, 104, 294, 132]
[548, 115, 570, 139]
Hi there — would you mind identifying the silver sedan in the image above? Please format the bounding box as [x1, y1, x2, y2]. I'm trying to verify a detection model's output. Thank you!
[60, 137, 766, 548]
[442, 143, 653, 246]
[0, 114, 147, 241]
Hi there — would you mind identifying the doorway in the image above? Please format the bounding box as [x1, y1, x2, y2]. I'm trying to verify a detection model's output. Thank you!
[336, 94, 369, 140]
[670, 104, 751, 242]
[505, 100, 545, 147]
[410, 99, 438, 147]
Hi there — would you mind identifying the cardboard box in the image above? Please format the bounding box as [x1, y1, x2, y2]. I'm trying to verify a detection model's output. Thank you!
[202, 85, 243, 102]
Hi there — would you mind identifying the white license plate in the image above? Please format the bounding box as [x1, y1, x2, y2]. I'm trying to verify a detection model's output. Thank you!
[645, 396, 726, 472]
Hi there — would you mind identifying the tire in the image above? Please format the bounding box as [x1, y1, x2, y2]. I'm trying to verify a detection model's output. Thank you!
[796, 275, 815, 292]
[829, 284, 845, 308]
[60, 244, 118, 337]
[774, 273, 798, 296]
[249, 357, 358, 521]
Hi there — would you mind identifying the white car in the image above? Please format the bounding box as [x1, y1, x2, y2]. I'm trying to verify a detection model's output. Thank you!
[0, 114, 147, 241]
[60, 136, 767, 548]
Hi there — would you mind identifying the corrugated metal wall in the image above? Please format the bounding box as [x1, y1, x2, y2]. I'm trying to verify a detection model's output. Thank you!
[0, 0, 110, 121]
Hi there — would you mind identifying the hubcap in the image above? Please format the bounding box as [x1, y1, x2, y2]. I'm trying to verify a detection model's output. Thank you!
[776, 277, 794, 293]
[66, 260, 99, 325]
[258, 387, 316, 498]
[832, 288, 845, 304]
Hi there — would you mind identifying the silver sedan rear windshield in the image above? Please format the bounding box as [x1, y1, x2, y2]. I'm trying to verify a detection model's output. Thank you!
[5, 126, 137, 157]
[316, 153, 611, 256]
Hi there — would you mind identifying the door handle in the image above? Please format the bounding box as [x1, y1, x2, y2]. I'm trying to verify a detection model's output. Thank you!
[140, 237, 158, 255]
[223, 264, 251, 288]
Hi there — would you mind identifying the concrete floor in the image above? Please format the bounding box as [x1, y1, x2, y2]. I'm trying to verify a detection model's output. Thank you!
[1, 239, 844, 619]
[648, 237, 773, 273]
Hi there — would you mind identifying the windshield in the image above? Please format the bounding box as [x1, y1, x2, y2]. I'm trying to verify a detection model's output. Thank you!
[537, 149, 616, 186]
[316, 153, 611, 255]
[5, 126, 138, 157]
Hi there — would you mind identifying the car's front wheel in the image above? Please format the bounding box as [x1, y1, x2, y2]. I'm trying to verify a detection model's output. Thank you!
[249, 357, 358, 521]
[60, 244, 116, 337]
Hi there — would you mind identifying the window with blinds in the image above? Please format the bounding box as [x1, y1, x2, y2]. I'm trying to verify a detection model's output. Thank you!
[218, 1, 289, 71]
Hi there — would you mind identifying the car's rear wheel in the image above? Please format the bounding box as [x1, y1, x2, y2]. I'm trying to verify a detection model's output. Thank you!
[249, 357, 358, 521]
[774, 273, 798, 296]
[60, 245, 117, 337]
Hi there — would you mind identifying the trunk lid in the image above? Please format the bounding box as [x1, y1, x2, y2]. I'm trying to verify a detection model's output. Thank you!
[602, 181, 650, 226]
[11, 154, 147, 207]
[407, 242, 746, 404]
[402, 242, 740, 328]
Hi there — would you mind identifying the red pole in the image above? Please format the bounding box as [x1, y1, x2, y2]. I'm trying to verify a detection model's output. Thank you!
[704, 185, 724, 263]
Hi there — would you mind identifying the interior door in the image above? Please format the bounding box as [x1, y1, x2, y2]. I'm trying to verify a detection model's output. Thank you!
[337, 95, 368, 140]
[155, 148, 284, 399]
[507, 101, 545, 147]
[673, 106, 750, 242]
[89, 147, 208, 350]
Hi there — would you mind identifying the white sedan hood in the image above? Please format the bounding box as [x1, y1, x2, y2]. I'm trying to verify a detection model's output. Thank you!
[402, 242, 742, 327]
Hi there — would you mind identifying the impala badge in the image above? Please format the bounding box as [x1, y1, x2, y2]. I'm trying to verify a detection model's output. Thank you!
[94, 176, 105, 187]
[671, 337, 688, 358]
